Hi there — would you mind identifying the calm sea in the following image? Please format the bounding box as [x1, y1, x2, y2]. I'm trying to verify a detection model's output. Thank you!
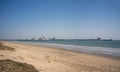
[15, 40, 120, 57]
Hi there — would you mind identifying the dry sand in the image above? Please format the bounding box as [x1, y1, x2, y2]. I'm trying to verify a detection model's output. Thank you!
[0, 41, 120, 72]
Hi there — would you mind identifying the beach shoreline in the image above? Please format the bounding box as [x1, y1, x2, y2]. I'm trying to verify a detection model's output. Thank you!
[10, 41, 120, 59]
[0, 41, 120, 72]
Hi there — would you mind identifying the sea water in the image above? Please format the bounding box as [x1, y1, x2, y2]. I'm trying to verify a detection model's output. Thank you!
[15, 40, 120, 57]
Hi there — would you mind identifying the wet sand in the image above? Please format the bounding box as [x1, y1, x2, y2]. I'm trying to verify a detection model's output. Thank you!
[0, 41, 120, 72]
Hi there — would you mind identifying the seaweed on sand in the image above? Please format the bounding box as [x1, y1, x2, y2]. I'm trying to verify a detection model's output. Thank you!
[0, 42, 15, 51]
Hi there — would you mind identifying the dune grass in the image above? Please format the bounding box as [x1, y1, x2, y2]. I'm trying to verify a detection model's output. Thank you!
[0, 59, 39, 72]
[0, 42, 15, 51]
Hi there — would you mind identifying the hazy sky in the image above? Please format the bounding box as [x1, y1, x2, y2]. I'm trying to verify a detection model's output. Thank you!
[0, 0, 120, 40]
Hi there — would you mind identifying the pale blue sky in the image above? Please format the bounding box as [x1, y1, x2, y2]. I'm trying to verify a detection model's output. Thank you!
[0, 0, 120, 40]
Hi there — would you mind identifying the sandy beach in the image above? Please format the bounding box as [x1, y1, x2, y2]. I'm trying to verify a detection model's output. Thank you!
[0, 41, 120, 72]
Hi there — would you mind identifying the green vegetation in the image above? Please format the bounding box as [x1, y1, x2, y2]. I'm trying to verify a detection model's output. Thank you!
[0, 42, 15, 51]
[0, 59, 39, 72]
